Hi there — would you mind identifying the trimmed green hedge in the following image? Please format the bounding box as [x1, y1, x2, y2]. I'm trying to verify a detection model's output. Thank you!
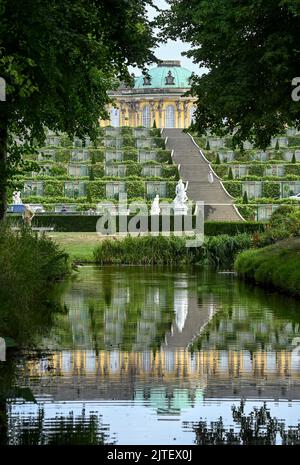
[262, 181, 281, 198]
[7, 215, 266, 233]
[223, 181, 242, 197]
[204, 221, 265, 236]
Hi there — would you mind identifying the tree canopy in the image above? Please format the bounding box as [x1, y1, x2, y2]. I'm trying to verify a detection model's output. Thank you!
[0, 0, 156, 218]
[158, 0, 300, 148]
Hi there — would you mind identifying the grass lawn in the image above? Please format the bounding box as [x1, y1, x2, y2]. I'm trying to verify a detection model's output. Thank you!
[47, 232, 115, 262]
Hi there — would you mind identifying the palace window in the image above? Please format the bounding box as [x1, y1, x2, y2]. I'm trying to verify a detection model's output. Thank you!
[142, 105, 151, 127]
[105, 151, 124, 162]
[23, 181, 44, 197]
[68, 164, 89, 177]
[105, 165, 127, 177]
[138, 150, 157, 163]
[110, 107, 120, 127]
[142, 165, 162, 177]
[64, 181, 86, 198]
[165, 105, 175, 128]
[242, 181, 262, 199]
[71, 150, 89, 162]
[146, 181, 167, 199]
[106, 181, 126, 199]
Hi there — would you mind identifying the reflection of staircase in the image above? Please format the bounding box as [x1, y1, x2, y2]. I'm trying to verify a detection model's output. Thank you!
[162, 292, 215, 350]
[163, 129, 244, 221]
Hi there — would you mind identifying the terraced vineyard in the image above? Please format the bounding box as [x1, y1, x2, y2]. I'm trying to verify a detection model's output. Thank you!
[193, 130, 300, 220]
[11, 127, 179, 213]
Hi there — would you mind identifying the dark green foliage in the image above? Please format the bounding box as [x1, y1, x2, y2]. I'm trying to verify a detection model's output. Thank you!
[157, 150, 172, 164]
[92, 164, 104, 178]
[223, 181, 242, 198]
[152, 120, 157, 129]
[93, 235, 191, 265]
[215, 152, 221, 164]
[235, 239, 300, 297]
[0, 0, 156, 219]
[89, 166, 95, 181]
[159, 1, 300, 147]
[0, 225, 70, 346]
[248, 165, 264, 177]
[86, 187, 92, 204]
[126, 180, 145, 198]
[228, 167, 234, 180]
[93, 233, 253, 268]
[243, 191, 249, 204]
[262, 181, 280, 198]
[88, 181, 106, 200]
[292, 152, 296, 164]
[206, 140, 210, 151]
[154, 137, 166, 150]
[275, 140, 280, 151]
[44, 181, 64, 197]
[204, 221, 265, 236]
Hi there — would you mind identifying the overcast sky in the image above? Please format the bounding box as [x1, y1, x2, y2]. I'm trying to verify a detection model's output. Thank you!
[129, 0, 205, 76]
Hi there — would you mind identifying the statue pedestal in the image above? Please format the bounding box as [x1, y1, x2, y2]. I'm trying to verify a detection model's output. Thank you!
[174, 205, 188, 216]
[12, 204, 25, 213]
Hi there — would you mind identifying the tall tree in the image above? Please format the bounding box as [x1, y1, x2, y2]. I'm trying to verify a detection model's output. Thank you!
[159, 0, 300, 148]
[0, 0, 156, 219]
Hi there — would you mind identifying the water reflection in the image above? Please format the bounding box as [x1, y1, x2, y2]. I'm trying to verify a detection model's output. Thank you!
[1, 266, 300, 445]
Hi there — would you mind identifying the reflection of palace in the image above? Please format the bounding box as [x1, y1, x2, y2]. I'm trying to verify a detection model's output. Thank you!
[25, 268, 300, 411]
[22, 348, 300, 406]
[100, 60, 196, 129]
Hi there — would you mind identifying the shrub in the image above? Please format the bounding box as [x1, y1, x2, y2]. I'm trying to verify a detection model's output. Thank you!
[44, 181, 64, 197]
[223, 181, 242, 198]
[89, 166, 95, 181]
[235, 240, 300, 297]
[0, 225, 70, 346]
[157, 150, 172, 164]
[206, 140, 210, 151]
[243, 191, 249, 204]
[228, 167, 234, 180]
[88, 181, 106, 199]
[126, 180, 145, 198]
[291, 152, 296, 164]
[93, 235, 191, 265]
[216, 152, 221, 164]
[262, 181, 280, 199]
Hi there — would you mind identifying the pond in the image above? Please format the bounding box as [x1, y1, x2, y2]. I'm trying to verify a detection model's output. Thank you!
[1, 266, 300, 445]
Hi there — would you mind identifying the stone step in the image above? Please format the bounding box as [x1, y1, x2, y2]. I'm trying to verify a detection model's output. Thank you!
[163, 128, 243, 222]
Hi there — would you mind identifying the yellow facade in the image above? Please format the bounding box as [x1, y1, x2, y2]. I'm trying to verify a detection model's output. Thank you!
[100, 60, 197, 129]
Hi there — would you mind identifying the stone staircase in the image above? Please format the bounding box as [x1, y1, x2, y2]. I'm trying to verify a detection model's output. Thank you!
[162, 129, 243, 222]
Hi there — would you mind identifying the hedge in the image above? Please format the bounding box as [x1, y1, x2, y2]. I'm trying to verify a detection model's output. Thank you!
[126, 180, 145, 198]
[262, 181, 281, 198]
[43, 181, 64, 197]
[204, 221, 265, 236]
[222, 181, 242, 197]
[7, 215, 266, 234]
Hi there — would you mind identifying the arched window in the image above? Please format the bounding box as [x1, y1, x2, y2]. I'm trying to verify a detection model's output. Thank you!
[110, 107, 120, 127]
[165, 105, 175, 128]
[190, 106, 196, 124]
[142, 105, 151, 127]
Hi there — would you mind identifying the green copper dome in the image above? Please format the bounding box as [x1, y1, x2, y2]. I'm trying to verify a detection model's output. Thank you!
[134, 60, 192, 89]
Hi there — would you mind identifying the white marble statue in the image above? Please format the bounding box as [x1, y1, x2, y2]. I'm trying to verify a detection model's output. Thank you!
[173, 179, 188, 214]
[150, 194, 160, 215]
[12, 189, 22, 205]
[208, 170, 214, 184]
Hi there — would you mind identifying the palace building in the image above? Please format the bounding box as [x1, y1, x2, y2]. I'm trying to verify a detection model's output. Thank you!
[100, 60, 197, 129]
